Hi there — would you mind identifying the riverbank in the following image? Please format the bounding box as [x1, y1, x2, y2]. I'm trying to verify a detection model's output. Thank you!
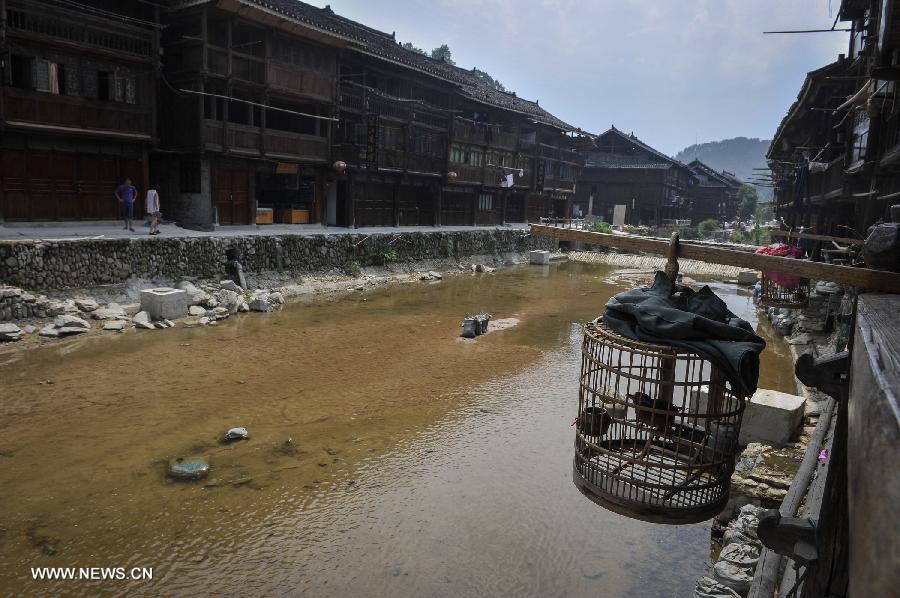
[0, 250, 557, 354]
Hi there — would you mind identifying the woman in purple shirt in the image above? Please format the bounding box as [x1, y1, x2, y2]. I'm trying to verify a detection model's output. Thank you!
[115, 178, 137, 232]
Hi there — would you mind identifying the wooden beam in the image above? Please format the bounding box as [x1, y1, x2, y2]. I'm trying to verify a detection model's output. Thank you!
[529, 224, 900, 293]
[770, 229, 863, 246]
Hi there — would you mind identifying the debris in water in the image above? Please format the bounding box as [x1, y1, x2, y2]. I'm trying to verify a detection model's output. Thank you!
[168, 456, 210, 480]
[223, 427, 249, 442]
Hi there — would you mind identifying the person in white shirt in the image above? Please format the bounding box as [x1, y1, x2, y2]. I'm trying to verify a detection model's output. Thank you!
[146, 185, 161, 235]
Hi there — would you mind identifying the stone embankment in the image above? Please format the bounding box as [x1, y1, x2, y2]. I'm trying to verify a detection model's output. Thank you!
[0, 229, 554, 291]
[691, 277, 845, 597]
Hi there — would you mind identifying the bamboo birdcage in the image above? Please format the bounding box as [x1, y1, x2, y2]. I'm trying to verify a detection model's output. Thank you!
[573, 319, 748, 524]
[759, 274, 810, 309]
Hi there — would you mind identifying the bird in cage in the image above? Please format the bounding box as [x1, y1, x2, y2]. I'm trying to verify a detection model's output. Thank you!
[631, 391, 681, 434]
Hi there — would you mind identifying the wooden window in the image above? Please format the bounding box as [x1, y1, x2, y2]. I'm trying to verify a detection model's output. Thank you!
[469, 149, 482, 166]
[850, 112, 870, 165]
[97, 71, 111, 101]
[478, 193, 493, 211]
[450, 145, 465, 163]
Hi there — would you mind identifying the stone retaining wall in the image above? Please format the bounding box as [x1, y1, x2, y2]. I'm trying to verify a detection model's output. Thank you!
[0, 230, 557, 291]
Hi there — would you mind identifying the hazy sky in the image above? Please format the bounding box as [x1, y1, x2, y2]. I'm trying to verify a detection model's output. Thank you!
[306, 0, 849, 155]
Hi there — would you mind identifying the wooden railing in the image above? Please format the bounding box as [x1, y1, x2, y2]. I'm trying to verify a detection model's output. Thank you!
[3, 88, 152, 135]
[264, 130, 328, 159]
[7, 0, 155, 59]
[530, 224, 900, 293]
[268, 63, 335, 100]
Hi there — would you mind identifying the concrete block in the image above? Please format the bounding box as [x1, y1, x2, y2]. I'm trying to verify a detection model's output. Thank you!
[529, 250, 550, 265]
[739, 388, 806, 447]
[737, 271, 759, 286]
[139, 287, 187, 320]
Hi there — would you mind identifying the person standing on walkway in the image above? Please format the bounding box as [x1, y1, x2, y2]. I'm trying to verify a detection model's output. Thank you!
[115, 178, 137, 232]
[146, 184, 161, 235]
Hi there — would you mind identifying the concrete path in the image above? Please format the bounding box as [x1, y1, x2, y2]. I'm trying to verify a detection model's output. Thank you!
[0, 221, 529, 241]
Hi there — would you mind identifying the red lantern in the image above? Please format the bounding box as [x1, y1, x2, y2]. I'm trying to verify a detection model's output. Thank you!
[333, 160, 347, 174]
[447, 171, 458, 181]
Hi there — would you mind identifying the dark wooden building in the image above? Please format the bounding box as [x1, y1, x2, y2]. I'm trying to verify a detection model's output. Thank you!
[156, 0, 582, 229]
[769, 0, 900, 238]
[686, 159, 742, 224]
[0, 0, 160, 222]
[573, 127, 693, 227]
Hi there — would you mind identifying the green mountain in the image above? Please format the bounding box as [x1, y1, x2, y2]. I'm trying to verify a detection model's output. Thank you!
[675, 137, 772, 200]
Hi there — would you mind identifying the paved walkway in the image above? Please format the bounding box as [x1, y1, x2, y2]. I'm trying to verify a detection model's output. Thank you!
[0, 222, 529, 241]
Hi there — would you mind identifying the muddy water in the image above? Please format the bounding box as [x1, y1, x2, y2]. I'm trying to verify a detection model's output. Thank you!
[0, 262, 794, 597]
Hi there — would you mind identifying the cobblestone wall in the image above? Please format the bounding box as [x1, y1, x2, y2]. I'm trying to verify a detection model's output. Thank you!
[0, 230, 557, 291]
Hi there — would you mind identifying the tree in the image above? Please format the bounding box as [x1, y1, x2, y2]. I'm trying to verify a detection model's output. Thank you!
[401, 42, 426, 55]
[698, 218, 720, 240]
[431, 44, 455, 65]
[472, 67, 505, 91]
[736, 185, 758, 221]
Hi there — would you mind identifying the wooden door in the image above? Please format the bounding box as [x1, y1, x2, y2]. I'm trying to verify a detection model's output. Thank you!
[215, 167, 251, 225]
[55, 154, 79, 220]
[0, 150, 29, 221]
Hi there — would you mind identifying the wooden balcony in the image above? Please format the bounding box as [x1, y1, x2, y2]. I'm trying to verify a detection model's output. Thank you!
[543, 177, 576, 192]
[3, 88, 152, 138]
[453, 118, 516, 148]
[453, 164, 484, 183]
[264, 130, 329, 161]
[7, 0, 155, 61]
[203, 120, 327, 161]
[268, 62, 335, 101]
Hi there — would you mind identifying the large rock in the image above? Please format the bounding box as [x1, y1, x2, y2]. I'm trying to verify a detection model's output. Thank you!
[53, 315, 90, 329]
[220, 279, 243, 293]
[133, 311, 155, 330]
[103, 320, 127, 331]
[529, 250, 550, 265]
[712, 562, 752, 596]
[218, 290, 241, 314]
[175, 281, 207, 306]
[694, 576, 741, 598]
[0, 323, 22, 341]
[92, 302, 127, 320]
[739, 389, 806, 447]
[74, 298, 99, 312]
[38, 325, 59, 338]
[139, 287, 187, 320]
[188, 305, 206, 317]
[249, 292, 273, 313]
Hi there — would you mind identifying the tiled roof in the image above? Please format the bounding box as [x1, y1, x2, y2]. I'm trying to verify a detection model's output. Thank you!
[244, 1, 577, 130]
[688, 159, 741, 187]
[585, 127, 691, 172]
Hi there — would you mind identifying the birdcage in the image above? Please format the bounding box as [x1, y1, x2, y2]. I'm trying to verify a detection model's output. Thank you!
[573, 319, 748, 524]
[759, 273, 809, 309]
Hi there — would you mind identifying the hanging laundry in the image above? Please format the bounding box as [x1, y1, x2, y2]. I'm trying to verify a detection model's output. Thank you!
[755, 244, 805, 288]
[500, 173, 514, 188]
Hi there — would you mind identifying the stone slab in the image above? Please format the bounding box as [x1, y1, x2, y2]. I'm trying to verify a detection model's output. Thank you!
[139, 287, 187, 320]
[739, 388, 806, 447]
[736, 270, 759, 286]
[529, 250, 550, 265]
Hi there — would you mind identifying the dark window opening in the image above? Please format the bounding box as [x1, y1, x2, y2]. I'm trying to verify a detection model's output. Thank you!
[11, 55, 31, 88]
[97, 71, 111, 100]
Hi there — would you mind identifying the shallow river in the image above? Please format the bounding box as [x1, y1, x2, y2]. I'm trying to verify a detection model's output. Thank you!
[0, 262, 794, 597]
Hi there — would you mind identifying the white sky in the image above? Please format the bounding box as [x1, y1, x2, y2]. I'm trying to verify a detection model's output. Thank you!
[307, 0, 849, 155]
